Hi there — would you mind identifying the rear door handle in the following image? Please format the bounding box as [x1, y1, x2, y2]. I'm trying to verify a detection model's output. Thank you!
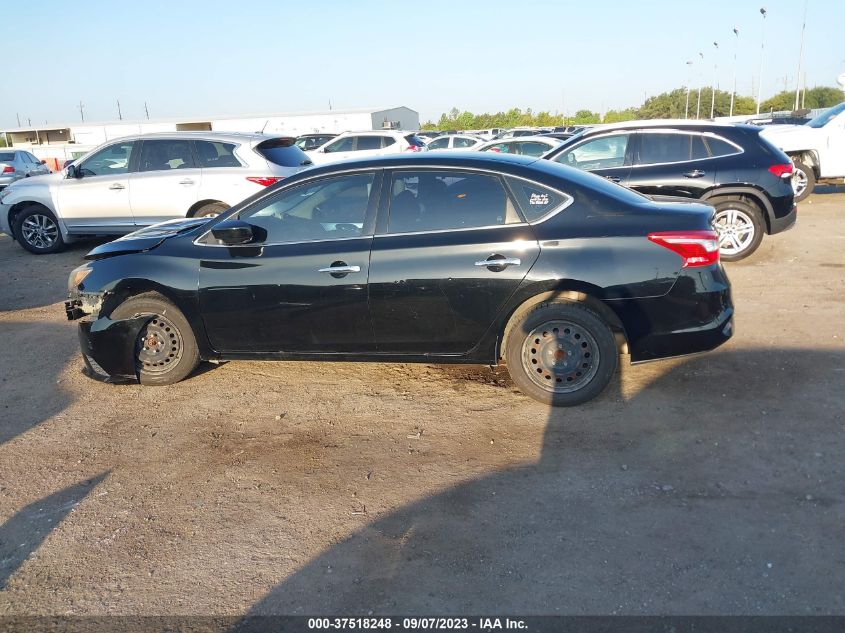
[683, 170, 706, 178]
[108, 183, 125, 190]
[605, 176, 621, 183]
[475, 257, 521, 269]
[179, 178, 195, 185]
[318, 264, 361, 277]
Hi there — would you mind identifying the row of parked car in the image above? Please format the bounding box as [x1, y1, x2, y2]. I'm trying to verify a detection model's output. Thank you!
[0, 114, 804, 261]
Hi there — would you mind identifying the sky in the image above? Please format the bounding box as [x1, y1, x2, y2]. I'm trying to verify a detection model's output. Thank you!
[1, 0, 843, 129]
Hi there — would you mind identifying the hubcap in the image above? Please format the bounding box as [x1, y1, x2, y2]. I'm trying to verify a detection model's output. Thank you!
[136, 315, 183, 374]
[521, 320, 600, 393]
[21, 214, 58, 249]
[792, 169, 808, 196]
[714, 208, 755, 255]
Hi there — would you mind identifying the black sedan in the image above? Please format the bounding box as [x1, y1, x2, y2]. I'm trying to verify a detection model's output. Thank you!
[65, 153, 733, 406]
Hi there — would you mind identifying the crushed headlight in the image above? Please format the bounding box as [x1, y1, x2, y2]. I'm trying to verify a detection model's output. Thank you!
[68, 265, 93, 291]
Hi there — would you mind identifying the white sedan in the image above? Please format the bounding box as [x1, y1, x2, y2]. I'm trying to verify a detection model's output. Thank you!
[424, 134, 486, 150]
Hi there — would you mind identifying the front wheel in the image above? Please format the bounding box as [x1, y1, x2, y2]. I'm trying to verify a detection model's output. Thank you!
[15, 206, 65, 254]
[110, 294, 200, 386]
[193, 202, 229, 218]
[712, 199, 764, 262]
[791, 160, 815, 202]
[504, 301, 618, 406]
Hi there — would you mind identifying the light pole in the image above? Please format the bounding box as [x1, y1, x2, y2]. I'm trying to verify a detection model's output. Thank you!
[794, 0, 807, 110]
[696, 52, 704, 119]
[756, 7, 767, 115]
[685, 60, 694, 119]
[730, 28, 739, 116]
[711, 41, 719, 119]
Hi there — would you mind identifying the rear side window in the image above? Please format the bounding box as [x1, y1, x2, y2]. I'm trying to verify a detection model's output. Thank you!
[356, 136, 382, 151]
[387, 170, 521, 233]
[515, 141, 552, 157]
[255, 137, 311, 167]
[637, 133, 698, 165]
[381, 137, 396, 148]
[557, 134, 629, 170]
[194, 141, 241, 168]
[506, 177, 570, 222]
[0, 152, 15, 161]
[704, 136, 740, 158]
[453, 137, 477, 148]
[139, 139, 196, 172]
[324, 136, 354, 153]
[404, 134, 425, 148]
[427, 138, 450, 150]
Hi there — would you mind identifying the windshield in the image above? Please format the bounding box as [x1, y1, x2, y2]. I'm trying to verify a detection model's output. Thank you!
[807, 102, 845, 128]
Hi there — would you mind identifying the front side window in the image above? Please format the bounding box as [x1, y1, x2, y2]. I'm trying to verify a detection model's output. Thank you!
[483, 142, 513, 154]
[138, 140, 196, 172]
[555, 133, 629, 170]
[194, 141, 241, 168]
[237, 173, 375, 244]
[324, 137, 354, 153]
[453, 137, 477, 148]
[77, 141, 136, 176]
[387, 170, 521, 234]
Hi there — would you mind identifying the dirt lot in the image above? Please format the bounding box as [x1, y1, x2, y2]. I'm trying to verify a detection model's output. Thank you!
[0, 191, 844, 617]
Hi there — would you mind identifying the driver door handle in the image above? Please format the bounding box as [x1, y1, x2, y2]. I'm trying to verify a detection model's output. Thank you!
[179, 178, 195, 185]
[318, 265, 361, 274]
[683, 169, 706, 178]
[605, 176, 621, 183]
[108, 183, 125, 190]
[475, 257, 521, 268]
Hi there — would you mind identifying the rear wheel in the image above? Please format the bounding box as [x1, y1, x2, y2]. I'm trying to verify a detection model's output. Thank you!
[193, 202, 229, 218]
[15, 206, 64, 254]
[712, 199, 764, 262]
[504, 301, 617, 406]
[110, 294, 200, 386]
[791, 160, 814, 202]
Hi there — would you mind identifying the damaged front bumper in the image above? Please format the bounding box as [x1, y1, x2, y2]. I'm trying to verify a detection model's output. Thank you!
[76, 315, 152, 384]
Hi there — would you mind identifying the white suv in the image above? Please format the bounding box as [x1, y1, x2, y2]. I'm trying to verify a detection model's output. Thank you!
[306, 130, 426, 165]
[0, 131, 312, 254]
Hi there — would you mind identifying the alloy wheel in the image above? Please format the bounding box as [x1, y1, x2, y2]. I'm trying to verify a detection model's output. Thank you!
[792, 169, 808, 198]
[521, 320, 600, 393]
[20, 213, 59, 249]
[714, 207, 755, 256]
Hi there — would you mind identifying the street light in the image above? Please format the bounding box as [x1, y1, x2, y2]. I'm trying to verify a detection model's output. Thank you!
[685, 60, 694, 119]
[711, 41, 719, 119]
[696, 52, 704, 119]
[756, 7, 767, 115]
[730, 28, 739, 116]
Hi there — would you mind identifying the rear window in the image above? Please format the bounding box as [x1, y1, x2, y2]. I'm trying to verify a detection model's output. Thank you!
[255, 137, 311, 167]
[404, 134, 425, 148]
[0, 152, 15, 161]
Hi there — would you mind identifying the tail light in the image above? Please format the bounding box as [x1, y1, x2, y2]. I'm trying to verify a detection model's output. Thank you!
[246, 176, 283, 187]
[648, 230, 720, 267]
[406, 145, 421, 152]
[2, 166, 15, 174]
[768, 163, 793, 178]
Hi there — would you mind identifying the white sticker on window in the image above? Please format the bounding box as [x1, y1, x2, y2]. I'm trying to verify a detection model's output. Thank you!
[529, 192, 549, 205]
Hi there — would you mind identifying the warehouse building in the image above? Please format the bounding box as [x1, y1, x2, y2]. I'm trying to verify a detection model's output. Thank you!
[1, 106, 420, 168]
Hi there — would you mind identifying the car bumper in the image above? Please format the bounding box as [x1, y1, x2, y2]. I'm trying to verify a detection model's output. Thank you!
[608, 265, 734, 363]
[76, 314, 150, 383]
[769, 202, 797, 235]
[0, 202, 11, 236]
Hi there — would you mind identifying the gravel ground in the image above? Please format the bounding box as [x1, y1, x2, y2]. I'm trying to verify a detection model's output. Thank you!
[0, 191, 843, 616]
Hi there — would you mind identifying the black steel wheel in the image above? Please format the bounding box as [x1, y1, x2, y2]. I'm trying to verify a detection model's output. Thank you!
[110, 294, 200, 386]
[505, 301, 617, 406]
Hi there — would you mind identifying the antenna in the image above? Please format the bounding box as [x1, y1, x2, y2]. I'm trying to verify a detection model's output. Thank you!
[78, 101, 85, 123]
[144, 102, 150, 120]
[117, 99, 123, 120]
[16, 113, 21, 127]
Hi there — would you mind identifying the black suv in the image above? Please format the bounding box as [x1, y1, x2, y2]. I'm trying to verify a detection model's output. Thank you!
[544, 123, 797, 260]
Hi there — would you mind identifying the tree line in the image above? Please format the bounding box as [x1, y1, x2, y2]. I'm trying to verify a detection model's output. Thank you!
[422, 86, 844, 130]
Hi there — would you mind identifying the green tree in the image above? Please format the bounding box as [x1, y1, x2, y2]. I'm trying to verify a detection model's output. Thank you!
[760, 86, 843, 113]
[603, 108, 640, 123]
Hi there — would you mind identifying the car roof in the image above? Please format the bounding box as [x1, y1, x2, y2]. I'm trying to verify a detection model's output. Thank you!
[481, 135, 562, 146]
[300, 151, 540, 174]
[334, 130, 412, 137]
[579, 119, 740, 134]
[102, 131, 295, 143]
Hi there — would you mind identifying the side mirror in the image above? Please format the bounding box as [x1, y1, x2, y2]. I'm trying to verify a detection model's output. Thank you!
[211, 219, 256, 245]
[40, 159, 47, 165]
[66, 164, 80, 179]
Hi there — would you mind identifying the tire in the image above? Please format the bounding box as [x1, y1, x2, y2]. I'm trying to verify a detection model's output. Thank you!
[504, 301, 617, 406]
[110, 294, 200, 386]
[192, 202, 229, 218]
[14, 206, 65, 254]
[712, 199, 765, 262]
[791, 160, 815, 202]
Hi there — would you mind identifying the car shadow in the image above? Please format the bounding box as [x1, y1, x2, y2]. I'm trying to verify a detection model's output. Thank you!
[0, 321, 76, 447]
[0, 472, 108, 589]
[238, 348, 845, 617]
